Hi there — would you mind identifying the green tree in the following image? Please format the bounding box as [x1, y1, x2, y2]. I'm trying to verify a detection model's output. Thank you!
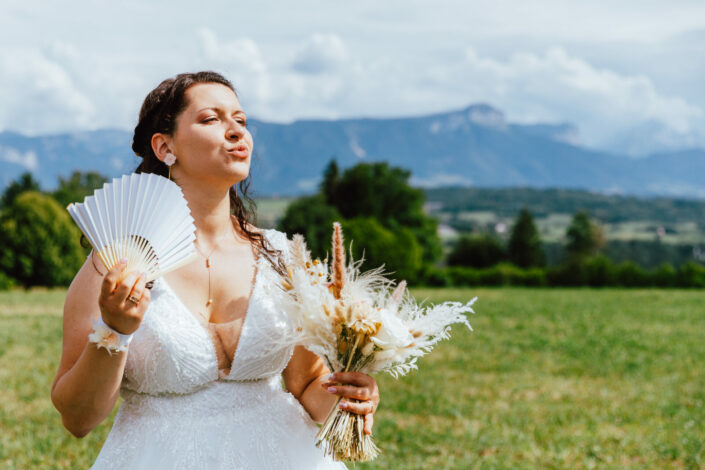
[325, 162, 442, 264]
[448, 234, 505, 268]
[342, 217, 423, 283]
[0, 191, 85, 287]
[320, 159, 339, 204]
[507, 207, 545, 268]
[277, 194, 342, 259]
[1, 172, 40, 208]
[52, 171, 108, 207]
[565, 210, 604, 261]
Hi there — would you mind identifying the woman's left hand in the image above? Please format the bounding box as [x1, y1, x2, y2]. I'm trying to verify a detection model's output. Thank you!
[321, 372, 379, 435]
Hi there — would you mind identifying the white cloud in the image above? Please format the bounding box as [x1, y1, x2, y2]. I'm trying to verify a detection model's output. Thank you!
[0, 46, 94, 134]
[0, 146, 39, 171]
[196, 29, 271, 105]
[458, 46, 704, 150]
[292, 33, 349, 75]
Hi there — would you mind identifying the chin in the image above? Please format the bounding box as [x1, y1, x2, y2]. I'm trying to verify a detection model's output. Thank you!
[224, 161, 251, 183]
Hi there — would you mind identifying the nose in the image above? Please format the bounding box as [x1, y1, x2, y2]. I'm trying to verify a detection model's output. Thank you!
[226, 119, 245, 141]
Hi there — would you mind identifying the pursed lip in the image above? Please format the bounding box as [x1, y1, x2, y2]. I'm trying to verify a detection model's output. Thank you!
[225, 145, 250, 158]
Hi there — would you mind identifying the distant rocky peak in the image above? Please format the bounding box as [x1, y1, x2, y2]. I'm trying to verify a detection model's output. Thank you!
[465, 103, 507, 128]
[428, 103, 507, 134]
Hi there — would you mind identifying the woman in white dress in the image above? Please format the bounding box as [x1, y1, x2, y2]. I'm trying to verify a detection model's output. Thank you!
[50, 71, 380, 469]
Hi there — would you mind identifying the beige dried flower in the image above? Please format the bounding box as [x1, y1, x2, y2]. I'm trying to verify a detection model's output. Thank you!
[331, 222, 345, 299]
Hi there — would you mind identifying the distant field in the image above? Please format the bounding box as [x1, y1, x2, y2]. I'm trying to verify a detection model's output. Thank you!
[437, 210, 705, 245]
[1, 288, 704, 469]
[254, 197, 294, 229]
[254, 195, 705, 245]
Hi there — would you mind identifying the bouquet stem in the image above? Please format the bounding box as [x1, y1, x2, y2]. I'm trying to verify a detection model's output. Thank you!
[315, 400, 380, 461]
[315, 332, 380, 461]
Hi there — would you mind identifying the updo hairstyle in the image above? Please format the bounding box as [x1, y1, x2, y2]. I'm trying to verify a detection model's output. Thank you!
[131, 71, 281, 270]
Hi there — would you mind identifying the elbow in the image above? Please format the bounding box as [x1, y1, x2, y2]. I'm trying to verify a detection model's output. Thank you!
[51, 392, 97, 439]
[67, 424, 91, 439]
[61, 414, 96, 439]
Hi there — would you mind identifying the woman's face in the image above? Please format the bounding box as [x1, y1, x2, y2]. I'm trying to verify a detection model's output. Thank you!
[169, 82, 253, 188]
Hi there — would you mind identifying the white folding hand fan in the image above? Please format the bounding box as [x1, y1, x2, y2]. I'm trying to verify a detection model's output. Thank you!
[67, 172, 198, 282]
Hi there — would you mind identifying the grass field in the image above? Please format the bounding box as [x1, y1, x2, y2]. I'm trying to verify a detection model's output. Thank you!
[1, 288, 704, 469]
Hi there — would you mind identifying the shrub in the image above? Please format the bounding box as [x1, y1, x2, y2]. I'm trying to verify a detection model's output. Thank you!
[341, 217, 424, 284]
[585, 255, 617, 287]
[0, 191, 85, 287]
[444, 263, 546, 287]
[676, 261, 705, 288]
[650, 263, 676, 287]
[277, 195, 342, 259]
[615, 261, 649, 287]
[0, 271, 16, 290]
[446, 266, 483, 286]
[418, 266, 451, 287]
[514, 267, 547, 287]
[546, 262, 588, 287]
[447, 234, 505, 268]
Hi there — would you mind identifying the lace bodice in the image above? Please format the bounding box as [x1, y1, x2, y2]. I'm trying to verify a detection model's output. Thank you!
[91, 229, 347, 469]
[121, 228, 295, 394]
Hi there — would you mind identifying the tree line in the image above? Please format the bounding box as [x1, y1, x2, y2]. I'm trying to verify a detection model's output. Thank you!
[2, 163, 704, 289]
[441, 208, 705, 288]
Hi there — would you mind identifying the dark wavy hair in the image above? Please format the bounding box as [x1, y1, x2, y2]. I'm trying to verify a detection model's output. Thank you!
[131, 71, 282, 272]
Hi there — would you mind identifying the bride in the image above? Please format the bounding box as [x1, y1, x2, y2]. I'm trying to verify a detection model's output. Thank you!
[50, 71, 380, 469]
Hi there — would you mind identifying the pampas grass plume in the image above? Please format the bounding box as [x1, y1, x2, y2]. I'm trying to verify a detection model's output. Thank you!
[332, 222, 345, 299]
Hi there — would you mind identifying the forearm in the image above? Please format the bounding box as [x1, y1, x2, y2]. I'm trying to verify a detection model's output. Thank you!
[51, 342, 127, 437]
[297, 373, 339, 424]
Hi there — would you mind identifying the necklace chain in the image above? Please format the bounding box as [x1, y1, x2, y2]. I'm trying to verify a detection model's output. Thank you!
[194, 224, 238, 311]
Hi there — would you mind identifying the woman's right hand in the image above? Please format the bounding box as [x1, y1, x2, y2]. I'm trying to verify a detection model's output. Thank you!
[98, 259, 151, 335]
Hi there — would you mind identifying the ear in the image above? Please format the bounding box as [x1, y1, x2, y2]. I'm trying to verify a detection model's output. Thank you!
[151, 133, 173, 163]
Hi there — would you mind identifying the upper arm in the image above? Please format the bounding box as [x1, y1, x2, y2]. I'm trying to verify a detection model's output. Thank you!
[51, 252, 104, 394]
[282, 346, 330, 399]
[275, 230, 329, 396]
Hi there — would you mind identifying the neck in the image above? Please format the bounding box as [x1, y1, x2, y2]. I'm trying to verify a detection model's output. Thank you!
[179, 181, 241, 251]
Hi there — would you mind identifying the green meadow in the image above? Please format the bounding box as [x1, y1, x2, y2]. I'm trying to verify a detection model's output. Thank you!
[1, 288, 703, 469]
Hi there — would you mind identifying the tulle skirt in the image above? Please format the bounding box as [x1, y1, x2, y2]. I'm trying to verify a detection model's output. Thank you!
[90, 376, 347, 470]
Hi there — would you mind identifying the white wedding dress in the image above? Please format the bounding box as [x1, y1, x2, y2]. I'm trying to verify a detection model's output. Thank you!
[90, 229, 347, 470]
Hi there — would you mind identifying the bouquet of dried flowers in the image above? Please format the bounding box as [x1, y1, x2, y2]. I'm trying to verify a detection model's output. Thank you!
[276, 223, 477, 461]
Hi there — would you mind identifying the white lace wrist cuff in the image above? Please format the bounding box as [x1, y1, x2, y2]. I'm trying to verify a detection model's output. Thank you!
[88, 317, 134, 354]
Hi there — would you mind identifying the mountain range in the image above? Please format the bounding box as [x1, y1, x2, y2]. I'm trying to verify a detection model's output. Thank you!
[1, 104, 703, 198]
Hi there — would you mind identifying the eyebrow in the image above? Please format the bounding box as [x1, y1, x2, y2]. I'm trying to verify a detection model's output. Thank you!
[197, 107, 246, 116]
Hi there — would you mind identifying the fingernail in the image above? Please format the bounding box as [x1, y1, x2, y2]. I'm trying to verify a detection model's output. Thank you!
[339, 402, 347, 409]
[327, 387, 337, 393]
[324, 373, 335, 381]
[120, 258, 128, 264]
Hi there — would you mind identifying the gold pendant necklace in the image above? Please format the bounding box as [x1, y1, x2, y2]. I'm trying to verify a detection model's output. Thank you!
[193, 244, 217, 308]
[194, 225, 236, 311]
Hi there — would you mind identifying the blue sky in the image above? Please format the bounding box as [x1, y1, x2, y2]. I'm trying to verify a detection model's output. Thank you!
[1, 0, 704, 155]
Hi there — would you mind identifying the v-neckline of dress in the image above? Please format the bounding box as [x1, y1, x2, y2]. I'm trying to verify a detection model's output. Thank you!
[160, 245, 265, 380]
